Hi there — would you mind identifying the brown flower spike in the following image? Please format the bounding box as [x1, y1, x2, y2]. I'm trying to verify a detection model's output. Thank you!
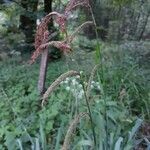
[30, 0, 91, 63]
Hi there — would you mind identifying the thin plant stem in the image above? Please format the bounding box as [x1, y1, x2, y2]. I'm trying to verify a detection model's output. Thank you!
[97, 70, 109, 150]
[89, 4, 109, 149]
[88, 4, 104, 81]
[80, 76, 97, 147]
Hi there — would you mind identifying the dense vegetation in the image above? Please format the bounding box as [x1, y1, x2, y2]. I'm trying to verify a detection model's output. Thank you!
[0, 0, 149, 149]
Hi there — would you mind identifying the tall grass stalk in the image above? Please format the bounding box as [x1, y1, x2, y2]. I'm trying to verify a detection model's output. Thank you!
[61, 113, 88, 150]
[80, 75, 97, 147]
[88, 4, 104, 80]
[88, 5, 109, 148]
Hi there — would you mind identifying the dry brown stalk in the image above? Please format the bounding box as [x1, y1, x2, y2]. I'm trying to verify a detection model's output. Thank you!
[65, 0, 90, 15]
[61, 112, 89, 150]
[31, 12, 67, 63]
[42, 70, 80, 106]
[68, 21, 93, 43]
[31, 41, 72, 64]
[31, 0, 91, 63]
[119, 88, 126, 101]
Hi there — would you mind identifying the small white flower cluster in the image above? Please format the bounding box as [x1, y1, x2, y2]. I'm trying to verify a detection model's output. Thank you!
[91, 81, 101, 90]
[61, 75, 84, 99]
[60, 75, 101, 100]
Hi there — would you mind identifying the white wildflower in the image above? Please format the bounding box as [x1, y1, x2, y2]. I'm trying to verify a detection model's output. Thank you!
[80, 71, 83, 75]
[96, 82, 99, 86]
[84, 81, 87, 86]
[96, 100, 100, 103]
[66, 77, 70, 81]
[78, 84, 83, 89]
[91, 81, 95, 84]
[76, 75, 80, 79]
[97, 85, 101, 90]
[96, 82, 99, 85]
[80, 89, 84, 95]
[64, 80, 69, 84]
[91, 84, 94, 89]
[72, 79, 77, 85]
[70, 88, 75, 93]
[77, 93, 83, 99]
[77, 90, 84, 99]
[66, 86, 70, 91]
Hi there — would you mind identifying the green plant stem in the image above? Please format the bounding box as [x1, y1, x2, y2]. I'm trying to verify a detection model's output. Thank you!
[88, 4, 104, 82]
[97, 71, 109, 150]
[88, 4, 108, 149]
[84, 91, 97, 147]
[80, 78, 97, 147]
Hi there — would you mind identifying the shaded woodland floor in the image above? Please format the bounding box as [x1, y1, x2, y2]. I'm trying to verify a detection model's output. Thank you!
[0, 36, 150, 149]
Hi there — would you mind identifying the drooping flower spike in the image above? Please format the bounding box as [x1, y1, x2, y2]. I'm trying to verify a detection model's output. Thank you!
[31, 0, 91, 64]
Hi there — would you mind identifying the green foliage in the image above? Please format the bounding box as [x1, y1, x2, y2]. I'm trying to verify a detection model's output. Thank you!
[0, 58, 68, 149]
[0, 0, 149, 149]
[111, 0, 134, 6]
[0, 2, 20, 33]
[0, 40, 149, 149]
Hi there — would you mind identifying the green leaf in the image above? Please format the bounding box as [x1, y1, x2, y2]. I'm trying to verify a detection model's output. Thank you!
[129, 118, 143, 140]
[4, 131, 17, 150]
[114, 137, 123, 150]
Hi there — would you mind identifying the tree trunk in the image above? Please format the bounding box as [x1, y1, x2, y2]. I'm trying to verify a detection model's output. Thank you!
[44, 0, 53, 14]
[38, 0, 53, 95]
[137, 12, 150, 40]
[19, 0, 38, 44]
[132, 12, 141, 38]
[38, 49, 49, 95]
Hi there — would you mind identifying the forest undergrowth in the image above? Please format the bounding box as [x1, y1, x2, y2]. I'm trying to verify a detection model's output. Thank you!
[0, 40, 150, 149]
[0, 0, 150, 149]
